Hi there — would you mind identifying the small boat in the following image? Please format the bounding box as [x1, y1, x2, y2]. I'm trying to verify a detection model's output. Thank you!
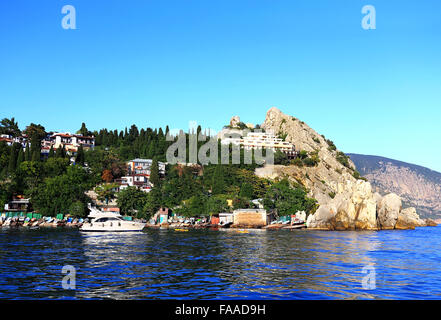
[236, 230, 249, 234]
[174, 228, 188, 232]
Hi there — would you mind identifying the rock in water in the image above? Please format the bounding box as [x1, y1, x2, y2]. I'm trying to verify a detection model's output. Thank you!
[377, 193, 402, 229]
[425, 218, 438, 227]
[395, 207, 427, 229]
[306, 180, 377, 230]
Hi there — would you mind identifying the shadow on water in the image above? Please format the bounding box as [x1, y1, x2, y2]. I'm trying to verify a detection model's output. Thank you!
[0, 226, 440, 299]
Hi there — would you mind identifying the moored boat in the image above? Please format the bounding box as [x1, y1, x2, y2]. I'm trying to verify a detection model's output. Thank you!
[80, 204, 145, 232]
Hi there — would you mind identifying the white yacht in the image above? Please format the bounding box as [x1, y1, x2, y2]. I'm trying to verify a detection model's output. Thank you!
[80, 205, 145, 232]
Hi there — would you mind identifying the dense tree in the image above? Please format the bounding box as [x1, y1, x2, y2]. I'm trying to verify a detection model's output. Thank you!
[116, 186, 149, 216]
[263, 179, 317, 217]
[31, 166, 93, 216]
[239, 182, 254, 199]
[141, 187, 162, 218]
[0, 117, 21, 137]
[101, 169, 113, 183]
[95, 183, 118, 205]
[206, 194, 229, 215]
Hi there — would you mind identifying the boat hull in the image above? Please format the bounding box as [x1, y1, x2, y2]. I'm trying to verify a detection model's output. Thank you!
[80, 222, 145, 232]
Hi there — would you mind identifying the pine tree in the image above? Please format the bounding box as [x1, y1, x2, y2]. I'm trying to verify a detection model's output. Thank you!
[150, 157, 160, 187]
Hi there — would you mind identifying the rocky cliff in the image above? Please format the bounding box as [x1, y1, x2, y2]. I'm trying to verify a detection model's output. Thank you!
[347, 154, 441, 220]
[256, 107, 435, 230]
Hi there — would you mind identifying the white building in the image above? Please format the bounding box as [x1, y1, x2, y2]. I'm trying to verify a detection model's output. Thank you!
[127, 158, 166, 176]
[51, 133, 95, 153]
[221, 131, 296, 154]
[117, 159, 166, 193]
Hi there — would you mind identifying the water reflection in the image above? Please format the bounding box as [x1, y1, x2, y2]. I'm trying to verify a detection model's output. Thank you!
[1, 226, 440, 299]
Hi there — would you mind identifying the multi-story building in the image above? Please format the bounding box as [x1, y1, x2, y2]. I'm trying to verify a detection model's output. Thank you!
[0, 134, 13, 146]
[117, 159, 166, 193]
[127, 158, 166, 176]
[221, 131, 297, 158]
[51, 133, 95, 153]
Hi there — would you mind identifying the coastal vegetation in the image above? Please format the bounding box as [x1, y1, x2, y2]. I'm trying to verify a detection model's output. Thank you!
[0, 117, 318, 220]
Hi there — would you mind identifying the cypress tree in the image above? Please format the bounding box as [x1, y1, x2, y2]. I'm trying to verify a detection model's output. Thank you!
[55, 145, 63, 158]
[25, 142, 31, 161]
[48, 146, 55, 158]
[78, 122, 89, 136]
[150, 157, 160, 187]
[8, 144, 18, 173]
[30, 135, 41, 162]
[16, 146, 24, 169]
[76, 145, 85, 165]
[212, 164, 225, 195]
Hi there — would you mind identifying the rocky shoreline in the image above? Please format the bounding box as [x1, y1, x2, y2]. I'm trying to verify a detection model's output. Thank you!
[259, 107, 438, 231]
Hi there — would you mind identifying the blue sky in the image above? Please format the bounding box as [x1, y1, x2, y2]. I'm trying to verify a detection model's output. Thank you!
[0, 0, 440, 171]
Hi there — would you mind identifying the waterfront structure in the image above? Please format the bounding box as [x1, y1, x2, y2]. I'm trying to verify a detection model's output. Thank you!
[232, 209, 268, 227]
[219, 212, 234, 225]
[4, 197, 31, 212]
[158, 207, 170, 224]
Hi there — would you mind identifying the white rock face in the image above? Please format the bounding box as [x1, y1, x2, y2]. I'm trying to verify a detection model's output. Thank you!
[377, 193, 402, 229]
[396, 207, 426, 229]
[307, 179, 377, 230]
[230, 116, 240, 127]
[260, 107, 426, 231]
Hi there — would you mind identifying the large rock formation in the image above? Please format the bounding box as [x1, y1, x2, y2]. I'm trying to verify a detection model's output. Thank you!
[377, 193, 402, 229]
[258, 107, 428, 231]
[348, 153, 441, 220]
[395, 207, 427, 229]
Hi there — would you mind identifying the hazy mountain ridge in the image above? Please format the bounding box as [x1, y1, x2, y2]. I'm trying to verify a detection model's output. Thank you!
[348, 154, 441, 219]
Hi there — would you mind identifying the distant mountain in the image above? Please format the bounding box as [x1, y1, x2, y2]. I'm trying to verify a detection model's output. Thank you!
[347, 154, 441, 219]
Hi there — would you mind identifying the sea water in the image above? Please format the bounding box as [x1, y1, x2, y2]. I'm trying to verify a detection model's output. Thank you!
[0, 226, 440, 299]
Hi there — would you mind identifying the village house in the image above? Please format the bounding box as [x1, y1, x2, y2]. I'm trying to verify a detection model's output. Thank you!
[50, 132, 95, 153]
[4, 196, 31, 212]
[116, 158, 166, 193]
